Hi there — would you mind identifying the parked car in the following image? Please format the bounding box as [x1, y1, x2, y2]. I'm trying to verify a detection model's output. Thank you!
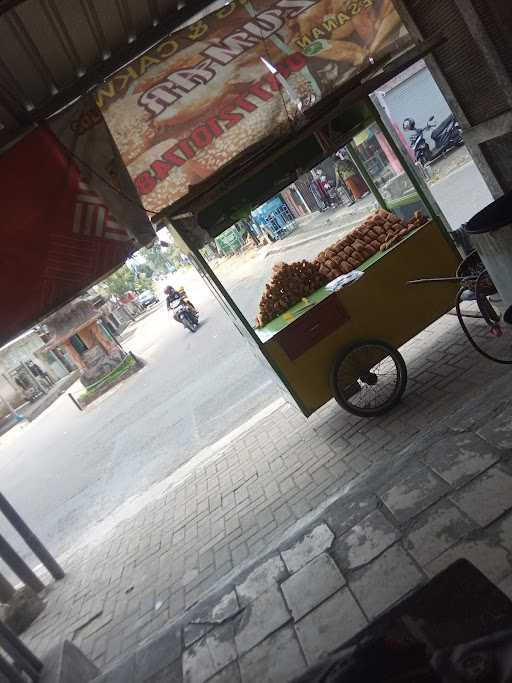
[137, 290, 159, 309]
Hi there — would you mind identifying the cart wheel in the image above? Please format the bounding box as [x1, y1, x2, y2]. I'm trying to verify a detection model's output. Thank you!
[330, 340, 408, 417]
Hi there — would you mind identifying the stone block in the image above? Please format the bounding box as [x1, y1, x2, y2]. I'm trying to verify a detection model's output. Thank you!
[495, 511, 512, 551]
[478, 407, 512, 449]
[349, 545, 423, 620]
[281, 553, 345, 621]
[324, 493, 378, 538]
[424, 433, 499, 487]
[295, 588, 367, 665]
[208, 662, 241, 683]
[281, 524, 334, 574]
[426, 539, 512, 584]
[144, 659, 182, 683]
[184, 591, 240, 647]
[183, 623, 237, 683]
[92, 656, 135, 683]
[40, 641, 100, 683]
[235, 556, 286, 607]
[333, 510, 399, 571]
[235, 588, 290, 655]
[239, 626, 306, 683]
[404, 500, 475, 566]
[135, 627, 182, 680]
[450, 466, 512, 526]
[380, 467, 450, 523]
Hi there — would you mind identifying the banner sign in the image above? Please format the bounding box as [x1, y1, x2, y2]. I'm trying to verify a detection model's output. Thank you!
[0, 126, 144, 347]
[0, 96, 156, 346]
[97, 0, 404, 215]
[48, 95, 155, 247]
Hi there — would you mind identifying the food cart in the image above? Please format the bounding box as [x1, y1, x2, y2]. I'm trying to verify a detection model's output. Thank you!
[101, 4, 461, 419]
[164, 104, 460, 418]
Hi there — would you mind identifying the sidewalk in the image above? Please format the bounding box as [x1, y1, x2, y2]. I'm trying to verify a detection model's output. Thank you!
[20, 312, 511, 680]
[97, 364, 512, 683]
[0, 371, 79, 437]
[265, 196, 376, 256]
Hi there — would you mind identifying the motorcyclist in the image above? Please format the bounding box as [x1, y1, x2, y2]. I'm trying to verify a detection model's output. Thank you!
[164, 285, 196, 321]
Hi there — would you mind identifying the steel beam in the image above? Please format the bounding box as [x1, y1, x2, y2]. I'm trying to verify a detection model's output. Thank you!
[0, 620, 43, 676]
[0, 535, 44, 594]
[0, 493, 64, 581]
[464, 112, 512, 146]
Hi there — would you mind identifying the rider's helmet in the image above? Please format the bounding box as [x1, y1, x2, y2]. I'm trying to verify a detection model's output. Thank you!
[403, 118, 416, 131]
[164, 285, 174, 295]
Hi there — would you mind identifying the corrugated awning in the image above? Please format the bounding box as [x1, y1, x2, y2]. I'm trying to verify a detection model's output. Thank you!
[0, 0, 222, 150]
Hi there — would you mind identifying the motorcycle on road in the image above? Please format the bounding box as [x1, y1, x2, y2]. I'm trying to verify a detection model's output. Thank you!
[403, 114, 464, 167]
[169, 297, 199, 333]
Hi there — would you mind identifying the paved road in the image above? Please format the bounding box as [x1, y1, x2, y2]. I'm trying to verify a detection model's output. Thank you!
[0, 157, 493, 570]
[0, 277, 280, 566]
[429, 161, 493, 229]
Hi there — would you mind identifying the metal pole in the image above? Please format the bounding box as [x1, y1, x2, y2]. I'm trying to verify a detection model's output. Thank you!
[0, 535, 44, 594]
[0, 621, 43, 675]
[68, 392, 83, 412]
[0, 571, 15, 603]
[0, 651, 27, 683]
[0, 493, 64, 581]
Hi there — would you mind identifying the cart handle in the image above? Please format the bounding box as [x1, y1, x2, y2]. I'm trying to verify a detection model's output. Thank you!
[407, 276, 475, 286]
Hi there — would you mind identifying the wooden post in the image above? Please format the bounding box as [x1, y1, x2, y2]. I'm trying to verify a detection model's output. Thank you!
[0, 535, 44, 594]
[0, 493, 64, 581]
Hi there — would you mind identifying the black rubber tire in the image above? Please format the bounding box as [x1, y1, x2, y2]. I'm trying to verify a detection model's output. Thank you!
[330, 340, 408, 417]
[184, 317, 198, 332]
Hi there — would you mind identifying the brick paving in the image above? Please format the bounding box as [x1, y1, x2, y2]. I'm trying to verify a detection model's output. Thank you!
[90, 373, 512, 683]
[18, 311, 509, 678]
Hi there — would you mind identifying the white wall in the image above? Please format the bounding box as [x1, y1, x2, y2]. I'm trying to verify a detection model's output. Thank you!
[0, 331, 68, 381]
[0, 372, 23, 417]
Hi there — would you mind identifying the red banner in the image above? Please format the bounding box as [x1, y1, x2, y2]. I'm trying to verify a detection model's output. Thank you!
[0, 128, 135, 346]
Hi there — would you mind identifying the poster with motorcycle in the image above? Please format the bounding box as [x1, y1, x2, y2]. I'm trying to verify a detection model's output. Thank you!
[97, 0, 407, 215]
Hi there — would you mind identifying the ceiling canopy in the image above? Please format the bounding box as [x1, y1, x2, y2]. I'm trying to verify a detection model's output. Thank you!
[0, 0, 221, 150]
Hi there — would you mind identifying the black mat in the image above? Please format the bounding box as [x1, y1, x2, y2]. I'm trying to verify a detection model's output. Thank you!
[293, 559, 512, 682]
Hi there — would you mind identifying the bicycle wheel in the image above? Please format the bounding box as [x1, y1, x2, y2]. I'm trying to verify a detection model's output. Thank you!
[330, 340, 408, 417]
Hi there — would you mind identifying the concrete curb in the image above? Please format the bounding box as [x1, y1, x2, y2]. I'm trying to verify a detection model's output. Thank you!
[264, 217, 364, 257]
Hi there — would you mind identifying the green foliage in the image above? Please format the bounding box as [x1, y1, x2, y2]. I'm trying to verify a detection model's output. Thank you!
[99, 264, 154, 297]
[142, 242, 181, 275]
[99, 240, 182, 298]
